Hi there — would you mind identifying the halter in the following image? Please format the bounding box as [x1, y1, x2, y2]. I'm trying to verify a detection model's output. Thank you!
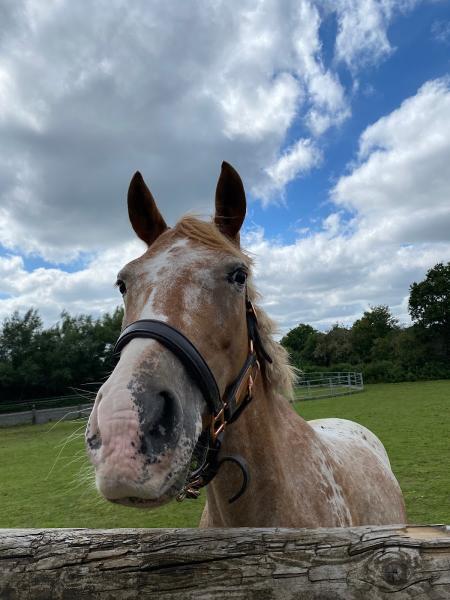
[114, 295, 272, 503]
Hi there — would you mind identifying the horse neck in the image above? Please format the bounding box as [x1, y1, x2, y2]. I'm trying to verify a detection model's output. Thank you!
[203, 375, 318, 527]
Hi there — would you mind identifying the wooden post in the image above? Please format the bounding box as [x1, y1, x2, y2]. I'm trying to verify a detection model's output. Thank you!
[0, 525, 449, 599]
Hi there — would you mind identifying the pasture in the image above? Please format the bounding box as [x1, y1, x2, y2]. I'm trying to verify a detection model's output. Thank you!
[0, 380, 449, 528]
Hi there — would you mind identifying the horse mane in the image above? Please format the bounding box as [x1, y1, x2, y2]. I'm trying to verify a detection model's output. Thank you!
[174, 216, 296, 402]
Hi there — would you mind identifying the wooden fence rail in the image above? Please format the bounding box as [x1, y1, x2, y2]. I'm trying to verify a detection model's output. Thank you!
[1, 525, 449, 599]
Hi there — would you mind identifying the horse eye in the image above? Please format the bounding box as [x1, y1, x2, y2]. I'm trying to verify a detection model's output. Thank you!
[116, 280, 127, 295]
[230, 269, 247, 286]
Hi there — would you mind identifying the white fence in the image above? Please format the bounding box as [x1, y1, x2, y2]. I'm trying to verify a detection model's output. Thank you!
[295, 371, 364, 400]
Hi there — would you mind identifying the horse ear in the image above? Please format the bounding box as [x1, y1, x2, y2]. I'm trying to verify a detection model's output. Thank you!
[214, 161, 246, 242]
[127, 172, 167, 246]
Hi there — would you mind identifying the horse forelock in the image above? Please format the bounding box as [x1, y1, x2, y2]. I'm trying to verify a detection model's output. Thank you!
[174, 216, 250, 262]
[173, 216, 296, 403]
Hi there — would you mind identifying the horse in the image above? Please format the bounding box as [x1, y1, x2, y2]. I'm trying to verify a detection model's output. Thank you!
[85, 162, 406, 527]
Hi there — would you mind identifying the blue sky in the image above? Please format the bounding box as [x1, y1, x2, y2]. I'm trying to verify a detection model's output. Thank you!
[0, 0, 449, 334]
[249, 0, 450, 244]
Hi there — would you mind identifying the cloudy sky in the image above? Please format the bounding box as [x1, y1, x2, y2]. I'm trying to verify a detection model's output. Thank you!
[1, 0, 449, 335]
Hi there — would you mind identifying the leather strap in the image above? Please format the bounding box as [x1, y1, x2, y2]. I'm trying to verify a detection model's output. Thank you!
[223, 352, 258, 424]
[246, 299, 273, 365]
[114, 319, 222, 416]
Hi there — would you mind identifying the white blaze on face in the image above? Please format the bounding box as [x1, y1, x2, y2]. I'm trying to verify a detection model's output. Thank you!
[138, 239, 190, 321]
[132, 238, 218, 325]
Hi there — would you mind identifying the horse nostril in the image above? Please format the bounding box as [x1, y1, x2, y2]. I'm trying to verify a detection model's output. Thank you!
[140, 390, 181, 456]
[149, 392, 173, 436]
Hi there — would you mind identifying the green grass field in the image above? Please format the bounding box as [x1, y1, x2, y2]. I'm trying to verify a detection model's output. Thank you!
[0, 380, 449, 528]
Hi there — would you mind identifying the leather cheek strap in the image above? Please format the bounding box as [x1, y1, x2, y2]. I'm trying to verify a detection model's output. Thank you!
[113, 319, 222, 416]
[223, 353, 258, 424]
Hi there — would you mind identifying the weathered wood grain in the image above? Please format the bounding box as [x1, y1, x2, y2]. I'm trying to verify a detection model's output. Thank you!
[0, 525, 449, 599]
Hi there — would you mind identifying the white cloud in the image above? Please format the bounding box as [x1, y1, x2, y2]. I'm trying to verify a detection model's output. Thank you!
[292, 2, 350, 134]
[0, 0, 361, 263]
[0, 240, 144, 323]
[431, 19, 450, 45]
[0, 255, 24, 286]
[332, 0, 421, 69]
[334, 0, 393, 68]
[255, 138, 322, 201]
[219, 73, 301, 141]
[333, 77, 450, 244]
[1, 0, 422, 262]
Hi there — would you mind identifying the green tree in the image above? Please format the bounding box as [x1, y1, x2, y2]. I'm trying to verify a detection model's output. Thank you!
[313, 324, 352, 367]
[0, 306, 124, 404]
[409, 262, 450, 357]
[280, 323, 319, 365]
[0, 309, 43, 400]
[393, 327, 426, 371]
[350, 305, 398, 362]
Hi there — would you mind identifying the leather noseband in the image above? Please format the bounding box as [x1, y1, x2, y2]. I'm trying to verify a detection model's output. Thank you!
[114, 320, 222, 417]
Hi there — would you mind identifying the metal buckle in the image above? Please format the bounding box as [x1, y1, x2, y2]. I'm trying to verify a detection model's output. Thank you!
[211, 405, 227, 442]
[176, 484, 201, 502]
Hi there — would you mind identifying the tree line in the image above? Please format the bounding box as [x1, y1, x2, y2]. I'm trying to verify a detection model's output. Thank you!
[0, 262, 448, 406]
[280, 263, 450, 383]
[0, 307, 123, 405]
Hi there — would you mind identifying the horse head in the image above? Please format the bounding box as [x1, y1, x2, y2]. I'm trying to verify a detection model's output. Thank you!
[85, 162, 254, 507]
